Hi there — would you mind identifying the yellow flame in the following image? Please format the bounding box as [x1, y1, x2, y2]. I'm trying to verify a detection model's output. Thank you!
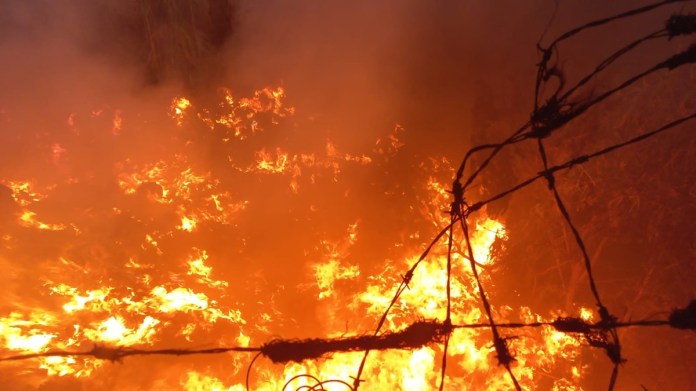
[183, 371, 245, 391]
[170, 97, 192, 126]
[179, 215, 198, 232]
[18, 211, 66, 231]
[0, 86, 592, 390]
[83, 316, 160, 346]
[0, 313, 56, 351]
[186, 249, 229, 289]
[194, 86, 294, 140]
[314, 260, 360, 299]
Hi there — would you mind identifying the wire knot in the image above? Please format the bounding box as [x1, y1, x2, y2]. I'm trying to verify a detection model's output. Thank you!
[401, 270, 414, 289]
[541, 169, 556, 189]
[662, 43, 696, 70]
[669, 300, 696, 330]
[530, 97, 567, 139]
[666, 14, 696, 39]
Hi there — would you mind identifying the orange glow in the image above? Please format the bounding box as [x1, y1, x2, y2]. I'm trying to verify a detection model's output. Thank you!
[178, 215, 198, 232]
[0, 86, 593, 390]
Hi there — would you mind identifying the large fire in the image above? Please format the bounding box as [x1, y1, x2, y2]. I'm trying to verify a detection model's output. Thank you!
[0, 86, 598, 390]
[1, 3, 695, 387]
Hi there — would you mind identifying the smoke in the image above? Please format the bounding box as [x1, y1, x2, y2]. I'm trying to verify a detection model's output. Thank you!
[222, 1, 543, 152]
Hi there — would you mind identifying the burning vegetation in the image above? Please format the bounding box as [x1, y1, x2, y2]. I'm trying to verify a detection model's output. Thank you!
[1, 0, 695, 390]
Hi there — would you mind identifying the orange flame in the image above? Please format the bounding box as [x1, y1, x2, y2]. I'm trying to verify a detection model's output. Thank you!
[0, 86, 590, 390]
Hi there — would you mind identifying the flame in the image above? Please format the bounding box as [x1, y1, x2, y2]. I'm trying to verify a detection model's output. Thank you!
[178, 215, 198, 232]
[4, 180, 48, 207]
[186, 249, 229, 289]
[470, 218, 507, 266]
[195, 87, 294, 140]
[82, 316, 160, 345]
[18, 211, 66, 231]
[0, 86, 593, 390]
[51, 284, 113, 313]
[0, 313, 56, 351]
[374, 124, 405, 159]
[313, 223, 361, 299]
[170, 97, 192, 126]
[183, 371, 245, 391]
[255, 148, 290, 174]
[40, 355, 102, 377]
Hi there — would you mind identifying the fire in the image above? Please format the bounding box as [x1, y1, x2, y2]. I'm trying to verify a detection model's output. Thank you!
[40, 355, 102, 378]
[170, 97, 192, 126]
[0, 313, 56, 351]
[255, 148, 290, 174]
[195, 87, 294, 140]
[186, 249, 229, 289]
[4, 181, 43, 206]
[1, 86, 592, 390]
[314, 259, 360, 300]
[151, 287, 209, 313]
[247, 144, 371, 193]
[470, 218, 506, 266]
[178, 215, 198, 232]
[18, 211, 66, 231]
[82, 316, 160, 345]
[313, 223, 361, 299]
[2, 181, 68, 230]
[51, 284, 113, 313]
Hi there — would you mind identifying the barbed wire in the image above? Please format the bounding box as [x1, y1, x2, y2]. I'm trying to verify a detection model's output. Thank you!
[1, 303, 694, 361]
[2, 304, 693, 361]
[1, 1, 695, 390]
[353, 1, 696, 390]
